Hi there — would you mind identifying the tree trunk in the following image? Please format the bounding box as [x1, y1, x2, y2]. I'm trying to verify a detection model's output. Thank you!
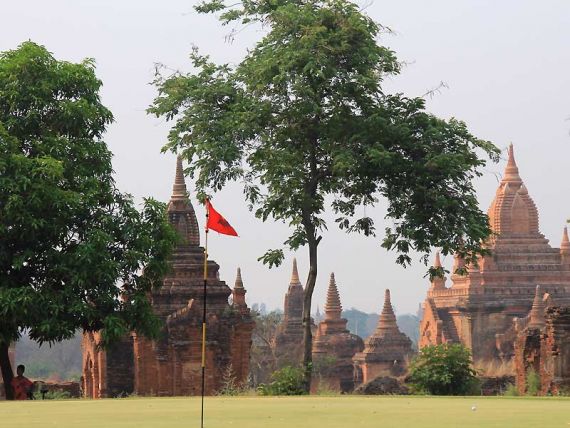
[301, 237, 318, 393]
[0, 342, 14, 400]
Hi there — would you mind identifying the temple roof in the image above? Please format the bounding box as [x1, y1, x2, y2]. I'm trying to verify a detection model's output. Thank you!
[167, 156, 200, 246]
[373, 289, 400, 339]
[487, 144, 540, 236]
[289, 258, 303, 289]
[324, 273, 342, 321]
[430, 252, 446, 290]
[234, 267, 244, 289]
[528, 285, 546, 329]
[561, 226, 570, 255]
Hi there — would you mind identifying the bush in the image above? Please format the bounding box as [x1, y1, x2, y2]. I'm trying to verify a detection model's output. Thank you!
[504, 383, 519, 396]
[526, 369, 540, 396]
[258, 366, 306, 396]
[217, 364, 242, 396]
[408, 344, 478, 395]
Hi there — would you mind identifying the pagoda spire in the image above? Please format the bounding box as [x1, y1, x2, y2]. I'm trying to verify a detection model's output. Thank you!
[374, 289, 399, 337]
[528, 285, 546, 329]
[434, 251, 442, 268]
[324, 273, 342, 321]
[561, 226, 570, 255]
[289, 258, 302, 288]
[430, 252, 446, 290]
[501, 144, 523, 186]
[234, 267, 244, 289]
[232, 267, 247, 308]
[171, 156, 188, 201]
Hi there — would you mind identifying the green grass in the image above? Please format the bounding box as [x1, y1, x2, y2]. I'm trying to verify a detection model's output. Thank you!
[1, 396, 569, 428]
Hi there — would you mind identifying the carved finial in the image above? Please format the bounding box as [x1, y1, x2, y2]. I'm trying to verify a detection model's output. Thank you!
[502, 144, 522, 185]
[434, 251, 442, 268]
[171, 156, 188, 201]
[528, 285, 546, 329]
[290, 258, 302, 287]
[235, 267, 244, 289]
[373, 289, 400, 337]
[431, 252, 447, 290]
[561, 226, 570, 255]
[324, 272, 342, 320]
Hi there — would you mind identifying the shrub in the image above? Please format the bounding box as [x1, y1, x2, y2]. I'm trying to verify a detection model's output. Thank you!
[526, 369, 541, 396]
[217, 364, 242, 396]
[258, 366, 306, 396]
[504, 383, 520, 396]
[408, 344, 477, 395]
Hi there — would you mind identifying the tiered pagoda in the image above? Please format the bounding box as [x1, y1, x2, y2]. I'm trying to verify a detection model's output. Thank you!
[353, 289, 413, 384]
[82, 157, 253, 398]
[419, 145, 570, 363]
[312, 273, 364, 392]
[274, 259, 305, 365]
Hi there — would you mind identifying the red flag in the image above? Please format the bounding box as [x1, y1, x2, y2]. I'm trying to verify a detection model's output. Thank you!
[206, 199, 238, 236]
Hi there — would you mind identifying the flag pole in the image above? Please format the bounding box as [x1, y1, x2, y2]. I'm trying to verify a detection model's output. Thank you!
[200, 202, 209, 428]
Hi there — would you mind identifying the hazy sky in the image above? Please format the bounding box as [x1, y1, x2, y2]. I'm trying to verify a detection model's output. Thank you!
[3, 1, 570, 315]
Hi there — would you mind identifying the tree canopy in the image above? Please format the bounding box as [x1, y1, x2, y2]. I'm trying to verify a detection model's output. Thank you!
[149, 0, 499, 390]
[0, 42, 177, 398]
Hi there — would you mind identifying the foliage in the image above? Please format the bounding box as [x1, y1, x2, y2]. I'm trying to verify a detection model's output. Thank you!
[33, 389, 72, 400]
[149, 0, 499, 390]
[0, 42, 177, 397]
[504, 383, 520, 396]
[249, 310, 283, 386]
[408, 344, 478, 395]
[526, 369, 540, 396]
[217, 364, 242, 396]
[258, 366, 307, 396]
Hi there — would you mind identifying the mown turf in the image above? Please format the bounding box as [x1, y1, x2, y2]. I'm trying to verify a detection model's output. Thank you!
[1, 395, 569, 428]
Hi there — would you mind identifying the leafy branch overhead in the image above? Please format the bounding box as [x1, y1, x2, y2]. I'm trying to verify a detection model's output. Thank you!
[0, 42, 178, 351]
[149, 0, 499, 271]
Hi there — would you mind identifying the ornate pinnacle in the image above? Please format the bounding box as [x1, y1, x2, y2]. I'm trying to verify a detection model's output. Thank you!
[324, 272, 342, 320]
[528, 285, 546, 329]
[374, 289, 399, 337]
[434, 251, 442, 268]
[561, 226, 570, 255]
[502, 143, 522, 185]
[235, 267, 244, 289]
[290, 258, 302, 287]
[171, 156, 188, 201]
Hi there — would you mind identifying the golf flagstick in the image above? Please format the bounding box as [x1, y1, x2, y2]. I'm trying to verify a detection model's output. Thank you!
[199, 199, 238, 428]
[200, 206, 208, 428]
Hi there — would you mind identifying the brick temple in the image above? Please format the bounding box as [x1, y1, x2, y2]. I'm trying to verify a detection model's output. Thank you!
[419, 145, 570, 363]
[312, 273, 363, 392]
[353, 289, 413, 384]
[82, 158, 253, 398]
[274, 259, 305, 365]
[514, 282, 570, 395]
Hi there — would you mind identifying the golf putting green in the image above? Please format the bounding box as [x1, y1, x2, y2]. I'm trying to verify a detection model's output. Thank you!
[2, 395, 568, 428]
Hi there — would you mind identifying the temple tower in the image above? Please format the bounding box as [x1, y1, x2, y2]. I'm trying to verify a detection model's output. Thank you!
[419, 144, 570, 363]
[274, 259, 305, 365]
[82, 157, 253, 397]
[353, 289, 413, 385]
[312, 273, 364, 392]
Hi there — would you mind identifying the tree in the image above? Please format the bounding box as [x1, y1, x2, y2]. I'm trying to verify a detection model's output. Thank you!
[408, 344, 478, 395]
[148, 0, 499, 391]
[250, 310, 282, 386]
[0, 42, 177, 399]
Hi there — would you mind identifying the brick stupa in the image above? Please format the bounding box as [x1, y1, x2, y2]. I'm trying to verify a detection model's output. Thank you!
[82, 157, 253, 398]
[274, 259, 305, 365]
[312, 273, 364, 392]
[419, 145, 570, 363]
[353, 289, 413, 384]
